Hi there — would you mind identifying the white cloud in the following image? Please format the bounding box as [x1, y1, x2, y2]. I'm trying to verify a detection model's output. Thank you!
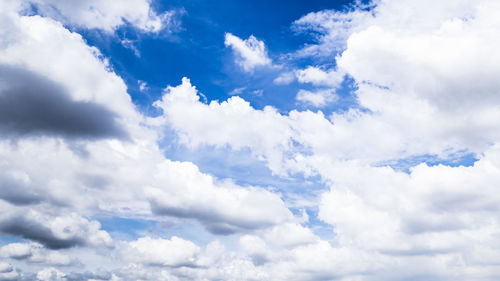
[0, 210, 113, 249]
[5, 0, 500, 280]
[20, 0, 180, 32]
[153, 77, 295, 175]
[138, 80, 149, 92]
[273, 72, 295, 85]
[291, 5, 372, 59]
[296, 66, 344, 87]
[0, 262, 20, 281]
[0, 4, 295, 238]
[296, 89, 337, 107]
[122, 236, 200, 267]
[0, 243, 72, 266]
[224, 33, 272, 72]
[228, 87, 246, 96]
[146, 1, 500, 279]
[145, 159, 294, 234]
[36, 267, 66, 281]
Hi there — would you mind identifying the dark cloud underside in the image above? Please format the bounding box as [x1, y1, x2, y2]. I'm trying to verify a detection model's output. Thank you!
[0, 65, 128, 140]
[0, 216, 85, 249]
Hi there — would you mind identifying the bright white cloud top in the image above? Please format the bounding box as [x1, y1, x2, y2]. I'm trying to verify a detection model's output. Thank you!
[1, 0, 500, 280]
[224, 32, 272, 72]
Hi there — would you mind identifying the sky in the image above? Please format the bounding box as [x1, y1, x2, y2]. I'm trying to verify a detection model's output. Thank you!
[1, 0, 500, 280]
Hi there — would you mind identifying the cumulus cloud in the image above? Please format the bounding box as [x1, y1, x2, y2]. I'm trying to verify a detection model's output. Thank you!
[0, 8, 141, 125]
[224, 33, 272, 72]
[145, 159, 294, 234]
[0, 5, 296, 255]
[0, 262, 20, 281]
[0, 243, 73, 266]
[36, 267, 66, 281]
[153, 77, 295, 174]
[20, 0, 180, 32]
[0, 211, 112, 249]
[121, 236, 200, 267]
[4, 0, 500, 280]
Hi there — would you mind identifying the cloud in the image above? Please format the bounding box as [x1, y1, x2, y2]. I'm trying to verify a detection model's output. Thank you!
[121, 236, 200, 267]
[153, 77, 295, 175]
[0, 262, 20, 281]
[224, 33, 272, 72]
[0, 243, 73, 266]
[5, 0, 500, 280]
[296, 89, 337, 107]
[228, 87, 246, 96]
[291, 4, 371, 59]
[145, 159, 294, 234]
[138, 80, 149, 92]
[295, 66, 344, 87]
[0, 169, 44, 206]
[20, 0, 180, 32]
[0, 65, 128, 140]
[0, 211, 112, 249]
[273, 72, 295, 85]
[0, 8, 141, 126]
[36, 267, 66, 281]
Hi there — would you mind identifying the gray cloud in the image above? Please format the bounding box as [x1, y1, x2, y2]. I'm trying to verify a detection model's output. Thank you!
[0, 216, 85, 249]
[0, 212, 111, 250]
[0, 171, 43, 206]
[0, 65, 128, 140]
[150, 203, 274, 235]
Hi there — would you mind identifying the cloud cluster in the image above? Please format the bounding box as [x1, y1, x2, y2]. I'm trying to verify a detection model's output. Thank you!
[3, 0, 500, 280]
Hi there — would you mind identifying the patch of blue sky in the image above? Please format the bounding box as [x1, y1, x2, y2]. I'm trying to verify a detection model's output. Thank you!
[152, 219, 223, 247]
[71, 0, 361, 117]
[160, 132, 328, 191]
[94, 216, 158, 241]
[378, 151, 479, 174]
[95, 215, 221, 247]
[301, 207, 337, 242]
[0, 234, 25, 246]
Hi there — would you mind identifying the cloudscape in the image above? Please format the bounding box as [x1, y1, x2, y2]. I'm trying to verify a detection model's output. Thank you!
[1, 0, 500, 280]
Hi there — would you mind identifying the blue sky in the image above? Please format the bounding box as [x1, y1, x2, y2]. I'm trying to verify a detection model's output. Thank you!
[1, 0, 500, 280]
[79, 0, 359, 115]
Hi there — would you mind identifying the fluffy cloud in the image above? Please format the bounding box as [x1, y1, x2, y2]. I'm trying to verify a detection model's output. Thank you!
[145, 159, 294, 234]
[0, 0, 295, 253]
[0, 262, 20, 281]
[36, 267, 66, 281]
[296, 66, 344, 88]
[153, 77, 295, 174]
[148, 0, 500, 279]
[4, 0, 500, 280]
[121, 236, 200, 267]
[18, 0, 179, 32]
[0, 243, 73, 266]
[295, 89, 337, 107]
[0, 210, 112, 249]
[224, 33, 272, 72]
